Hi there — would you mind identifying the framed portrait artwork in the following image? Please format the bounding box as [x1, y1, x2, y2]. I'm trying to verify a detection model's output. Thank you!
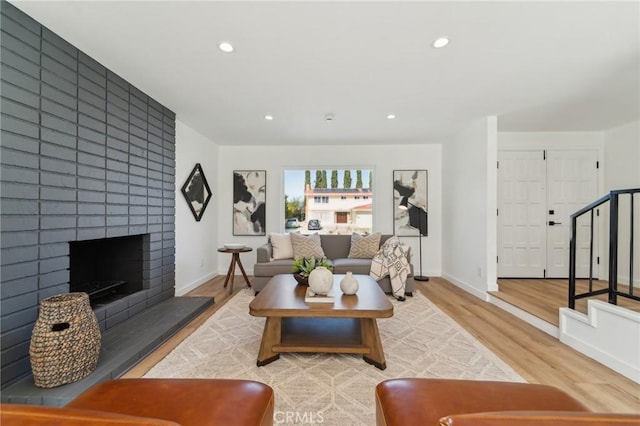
[233, 170, 266, 236]
[181, 163, 212, 222]
[393, 170, 428, 236]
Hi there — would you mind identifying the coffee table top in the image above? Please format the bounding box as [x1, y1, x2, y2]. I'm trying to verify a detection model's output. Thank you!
[249, 274, 393, 319]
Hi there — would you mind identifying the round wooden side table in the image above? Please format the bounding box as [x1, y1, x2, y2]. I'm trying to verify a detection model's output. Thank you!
[218, 247, 253, 293]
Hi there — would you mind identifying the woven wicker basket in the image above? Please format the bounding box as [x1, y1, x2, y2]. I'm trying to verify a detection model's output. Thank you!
[29, 292, 101, 388]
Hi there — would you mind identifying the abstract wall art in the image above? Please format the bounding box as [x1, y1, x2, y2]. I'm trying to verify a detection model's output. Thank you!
[233, 170, 266, 235]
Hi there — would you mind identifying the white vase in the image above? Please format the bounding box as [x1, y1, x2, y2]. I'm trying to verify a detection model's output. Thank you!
[308, 266, 333, 295]
[340, 272, 359, 295]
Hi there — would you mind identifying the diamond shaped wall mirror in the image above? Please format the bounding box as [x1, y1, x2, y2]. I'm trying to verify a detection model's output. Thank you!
[181, 163, 212, 222]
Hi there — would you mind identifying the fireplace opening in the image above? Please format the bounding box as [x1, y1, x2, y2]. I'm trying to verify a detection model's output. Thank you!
[69, 234, 147, 305]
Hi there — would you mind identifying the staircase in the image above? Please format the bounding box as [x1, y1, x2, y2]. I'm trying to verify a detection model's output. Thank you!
[568, 188, 640, 307]
[561, 188, 640, 383]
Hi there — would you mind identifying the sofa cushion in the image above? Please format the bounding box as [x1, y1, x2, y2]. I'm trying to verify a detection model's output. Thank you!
[348, 232, 382, 258]
[320, 234, 352, 259]
[269, 232, 293, 260]
[254, 259, 297, 277]
[290, 233, 325, 259]
[332, 258, 373, 275]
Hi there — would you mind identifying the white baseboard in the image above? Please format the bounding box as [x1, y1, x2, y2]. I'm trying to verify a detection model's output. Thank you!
[441, 273, 488, 301]
[175, 271, 217, 296]
[560, 300, 640, 384]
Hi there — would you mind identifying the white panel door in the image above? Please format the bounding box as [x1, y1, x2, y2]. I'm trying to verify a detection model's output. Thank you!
[498, 151, 546, 277]
[546, 150, 599, 278]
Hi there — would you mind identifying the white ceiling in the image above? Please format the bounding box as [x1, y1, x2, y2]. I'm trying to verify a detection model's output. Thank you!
[11, 1, 640, 146]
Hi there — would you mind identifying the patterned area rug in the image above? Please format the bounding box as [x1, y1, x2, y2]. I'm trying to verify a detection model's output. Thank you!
[145, 289, 524, 426]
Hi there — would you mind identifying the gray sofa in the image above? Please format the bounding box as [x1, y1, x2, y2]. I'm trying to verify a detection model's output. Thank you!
[253, 234, 414, 295]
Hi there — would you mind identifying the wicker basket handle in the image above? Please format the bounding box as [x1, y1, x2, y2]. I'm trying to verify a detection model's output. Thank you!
[51, 323, 70, 332]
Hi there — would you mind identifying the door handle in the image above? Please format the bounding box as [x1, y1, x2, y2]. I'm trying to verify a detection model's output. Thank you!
[548, 221, 562, 226]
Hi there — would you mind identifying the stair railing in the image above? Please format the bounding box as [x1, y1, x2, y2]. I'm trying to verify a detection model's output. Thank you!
[569, 188, 640, 309]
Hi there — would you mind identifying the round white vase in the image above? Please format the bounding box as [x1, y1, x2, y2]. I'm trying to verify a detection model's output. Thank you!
[340, 272, 359, 295]
[308, 266, 333, 295]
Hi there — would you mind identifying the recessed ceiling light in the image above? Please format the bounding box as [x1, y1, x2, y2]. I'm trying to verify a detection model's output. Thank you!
[218, 41, 234, 53]
[264, 115, 274, 120]
[432, 37, 449, 49]
[387, 114, 396, 120]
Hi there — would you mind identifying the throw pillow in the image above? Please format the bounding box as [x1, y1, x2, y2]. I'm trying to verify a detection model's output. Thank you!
[290, 232, 325, 259]
[269, 233, 294, 260]
[348, 232, 382, 259]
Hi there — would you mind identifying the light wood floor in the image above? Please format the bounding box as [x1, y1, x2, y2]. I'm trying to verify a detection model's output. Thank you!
[123, 275, 640, 414]
[492, 278, 640, 326]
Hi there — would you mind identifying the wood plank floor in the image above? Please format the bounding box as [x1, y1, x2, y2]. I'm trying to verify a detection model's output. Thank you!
[123, 275, 640, 414]
[492, 278, 640, 326]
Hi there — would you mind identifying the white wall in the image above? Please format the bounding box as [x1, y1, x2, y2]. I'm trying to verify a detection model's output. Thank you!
[174, 120, 219, 295]
[172, 123, 635, 297]
[442, 117, 498, 299]
[216, 144, 442, 277]
[604, 120, 640, 286]
[604, 120, 640, 188]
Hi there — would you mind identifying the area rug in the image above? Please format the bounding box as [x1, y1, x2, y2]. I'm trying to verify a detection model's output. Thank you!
[145, 289, 524, 425]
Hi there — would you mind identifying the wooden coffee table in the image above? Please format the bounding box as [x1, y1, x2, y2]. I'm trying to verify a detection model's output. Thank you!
[249, 273, 393, 369]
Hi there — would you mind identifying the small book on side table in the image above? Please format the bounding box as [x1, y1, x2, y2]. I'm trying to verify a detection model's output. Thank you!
[304, 287, 335, 303]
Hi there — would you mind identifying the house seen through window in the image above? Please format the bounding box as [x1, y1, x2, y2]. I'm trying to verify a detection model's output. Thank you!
[284, 169, 373, 234]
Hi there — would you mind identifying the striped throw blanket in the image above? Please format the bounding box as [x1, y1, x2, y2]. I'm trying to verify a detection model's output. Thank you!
[369, 236, 410, 300]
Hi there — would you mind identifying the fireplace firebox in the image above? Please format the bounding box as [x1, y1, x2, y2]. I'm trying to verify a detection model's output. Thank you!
[69, 234, 148, 305]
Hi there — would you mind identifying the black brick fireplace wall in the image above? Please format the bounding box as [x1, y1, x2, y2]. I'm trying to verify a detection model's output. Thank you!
[0, 2, 177, 387]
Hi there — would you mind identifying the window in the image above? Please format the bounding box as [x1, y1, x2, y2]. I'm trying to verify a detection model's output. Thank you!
[284, 169, 373, 234]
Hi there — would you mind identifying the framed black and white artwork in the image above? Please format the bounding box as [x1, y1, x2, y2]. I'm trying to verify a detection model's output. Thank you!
[233, 170, 266, 236]
[181, 163, 212, 222]
[393, 170, 428, 237]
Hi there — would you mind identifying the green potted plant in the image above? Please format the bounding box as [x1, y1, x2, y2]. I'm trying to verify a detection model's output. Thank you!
[292, 257, 333, 284]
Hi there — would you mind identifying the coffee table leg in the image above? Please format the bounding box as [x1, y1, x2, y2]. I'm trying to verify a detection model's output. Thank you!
[257, 317, 281, 366]
[361, 318, 386, 370]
